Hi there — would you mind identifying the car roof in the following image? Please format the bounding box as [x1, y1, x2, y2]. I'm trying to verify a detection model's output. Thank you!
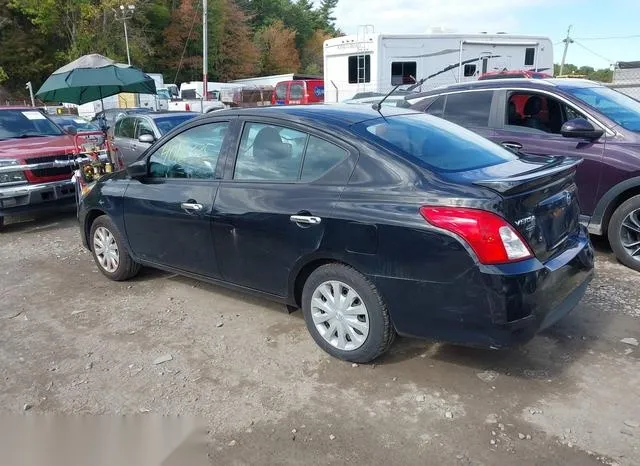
[146, 111, 196, 119]
[407, 78, 605, 99]
[208, 104, 418, 127]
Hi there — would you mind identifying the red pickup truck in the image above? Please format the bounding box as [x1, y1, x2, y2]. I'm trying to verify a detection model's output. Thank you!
[0, 107, 78, 229]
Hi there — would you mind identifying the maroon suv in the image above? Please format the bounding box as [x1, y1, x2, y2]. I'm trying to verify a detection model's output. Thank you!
[0, 107, 77, 228]
[407, 79, 640, 271]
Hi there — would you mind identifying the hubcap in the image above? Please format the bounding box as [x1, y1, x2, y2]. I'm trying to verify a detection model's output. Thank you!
[620, 209, 640, 262]
[311, 281, 370, 351]
[93, 226, 119, 273]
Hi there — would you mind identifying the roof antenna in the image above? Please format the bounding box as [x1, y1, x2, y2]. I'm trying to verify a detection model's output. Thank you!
[372, 75, 416, 112]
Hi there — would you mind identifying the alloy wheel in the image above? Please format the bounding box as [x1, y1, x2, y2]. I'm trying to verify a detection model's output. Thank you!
[311, 281, 370, 351]
[620, 208, 640, 262]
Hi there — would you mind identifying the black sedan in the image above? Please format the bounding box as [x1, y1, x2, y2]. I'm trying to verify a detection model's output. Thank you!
[76, 105, 594, 362]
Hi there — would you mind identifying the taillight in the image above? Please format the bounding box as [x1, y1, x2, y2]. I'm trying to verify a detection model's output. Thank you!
[185, 103, 190, 111]
[420, 207, 533, 265]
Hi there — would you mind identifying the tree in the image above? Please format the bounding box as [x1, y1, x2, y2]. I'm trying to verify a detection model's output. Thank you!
[300, 29, 330, 75]
[553, 63, 612, 82]
[319, 0, 338, 34]
[254, 20, 300, 75]
[0, 66, 8, 84]
[209, 0, 259, 81]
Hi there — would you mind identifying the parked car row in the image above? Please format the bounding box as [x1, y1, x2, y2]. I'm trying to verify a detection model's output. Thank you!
[4, 77, 640, 364]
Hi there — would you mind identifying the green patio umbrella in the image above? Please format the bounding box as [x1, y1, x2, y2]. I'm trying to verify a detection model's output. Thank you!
[35, 54, 156, 105]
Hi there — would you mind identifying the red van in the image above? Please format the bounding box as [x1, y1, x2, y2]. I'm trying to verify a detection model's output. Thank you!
[271, 80, 325, 106]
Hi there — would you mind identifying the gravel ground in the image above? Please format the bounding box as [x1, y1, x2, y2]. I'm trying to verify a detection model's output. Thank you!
[1, 212, 639, 465]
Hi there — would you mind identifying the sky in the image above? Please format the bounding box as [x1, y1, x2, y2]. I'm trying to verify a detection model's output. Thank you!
[327, 0, 640, 68]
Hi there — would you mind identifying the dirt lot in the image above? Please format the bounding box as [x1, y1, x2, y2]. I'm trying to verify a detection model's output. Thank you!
[1, 211, 639, 465]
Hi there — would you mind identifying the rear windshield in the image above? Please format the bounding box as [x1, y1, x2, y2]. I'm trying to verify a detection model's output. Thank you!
[0, 109, 64, 140]
[154, 115, 196, 135]
[355, 113, 517, 172]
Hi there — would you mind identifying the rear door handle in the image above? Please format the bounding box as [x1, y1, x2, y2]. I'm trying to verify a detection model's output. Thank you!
[502, 141, 523, 150]
[290, 215, 322, 225]
[181, 202, 204, 212]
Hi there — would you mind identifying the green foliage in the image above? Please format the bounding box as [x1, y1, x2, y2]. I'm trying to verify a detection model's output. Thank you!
[0, 0, 340, 96]
[0, 67, 8, 84]
[554, 63, 613, 83]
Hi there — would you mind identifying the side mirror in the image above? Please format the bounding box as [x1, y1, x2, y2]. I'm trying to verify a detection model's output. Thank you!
[64, 125, 77, 135]
[561, 118, 604, 140]
[126, 159, 147, 178]
[138, 133, 155, 144]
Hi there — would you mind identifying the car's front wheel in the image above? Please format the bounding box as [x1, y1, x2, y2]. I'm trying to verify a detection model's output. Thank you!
[301, 263, 395, 363]
[608, 194, 640, 272]
[90, 215, 141, 281]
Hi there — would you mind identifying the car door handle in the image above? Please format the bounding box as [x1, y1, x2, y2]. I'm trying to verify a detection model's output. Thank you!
[502, 141, 523, 150]
[181, 202, 204, 212]
[290, 215, 322, 225]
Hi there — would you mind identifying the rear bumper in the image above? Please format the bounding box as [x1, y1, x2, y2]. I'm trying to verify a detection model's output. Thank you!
[0, 179, 76, 217]
[371, 226, 595, 348]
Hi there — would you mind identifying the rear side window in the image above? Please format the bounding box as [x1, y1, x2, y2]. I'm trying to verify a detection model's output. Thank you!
[234, 123, 306, 181]
[301, 137, 349, 181]
[356, 114, 516, 173]
[289, 83, 304, 100]
[425, 95, 445, 117]
[441, 91, 493, 127]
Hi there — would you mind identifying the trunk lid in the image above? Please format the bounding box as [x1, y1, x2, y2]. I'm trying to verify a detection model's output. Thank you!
[447, 155, 582, 262]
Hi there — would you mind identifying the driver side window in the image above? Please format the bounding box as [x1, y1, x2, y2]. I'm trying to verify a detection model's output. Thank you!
[149, 122, 229, 179]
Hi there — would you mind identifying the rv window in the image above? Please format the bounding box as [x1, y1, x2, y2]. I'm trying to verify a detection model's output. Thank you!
[463, 64, 477, 77]
[525, 48, 535, 66]
[391, 62, 417, 85]
[442, 91, 493, 127]
[348, 55, 371, 84]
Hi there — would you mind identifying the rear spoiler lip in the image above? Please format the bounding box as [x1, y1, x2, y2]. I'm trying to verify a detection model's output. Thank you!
[473, 156, 583, 194]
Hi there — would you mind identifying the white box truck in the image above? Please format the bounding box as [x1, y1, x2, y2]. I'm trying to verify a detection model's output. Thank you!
[323, 30, 553, 102]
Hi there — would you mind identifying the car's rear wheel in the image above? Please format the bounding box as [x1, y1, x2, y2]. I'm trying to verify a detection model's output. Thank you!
[90, 215, 140, 281]
[301, 263, 395, 363]
[608, 194, 640, 272]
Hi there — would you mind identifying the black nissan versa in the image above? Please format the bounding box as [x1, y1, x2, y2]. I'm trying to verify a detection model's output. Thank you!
[76, 105, 594, 363]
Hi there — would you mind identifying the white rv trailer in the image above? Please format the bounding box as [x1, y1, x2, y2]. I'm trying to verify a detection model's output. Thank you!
[323, 31, 553, 103]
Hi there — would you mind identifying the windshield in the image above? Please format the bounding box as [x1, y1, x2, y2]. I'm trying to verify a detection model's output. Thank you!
[154, 115, 197, 135]
[0, 109, 64, 140]
[354, 113, 517, 172]
[564, 86, 640, 132]
[54, 117, 100, 131]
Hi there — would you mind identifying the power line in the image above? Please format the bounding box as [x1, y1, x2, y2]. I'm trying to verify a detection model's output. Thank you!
[572, 40, 613, 64]
[173, 2, 201, 85]
[573, 34, 640, 41]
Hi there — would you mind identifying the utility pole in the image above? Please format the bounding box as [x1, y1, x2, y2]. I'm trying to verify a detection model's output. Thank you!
[559, 25, 573, 76]
[114, 5, 136, 66]
[202, 0, 208, 102]
[25, 81, 35, 107]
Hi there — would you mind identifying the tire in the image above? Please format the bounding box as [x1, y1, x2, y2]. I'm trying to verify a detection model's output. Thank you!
[89, 215, 141, 281]
[608, 194, 640, 272]
[301, 263, 395, 363]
